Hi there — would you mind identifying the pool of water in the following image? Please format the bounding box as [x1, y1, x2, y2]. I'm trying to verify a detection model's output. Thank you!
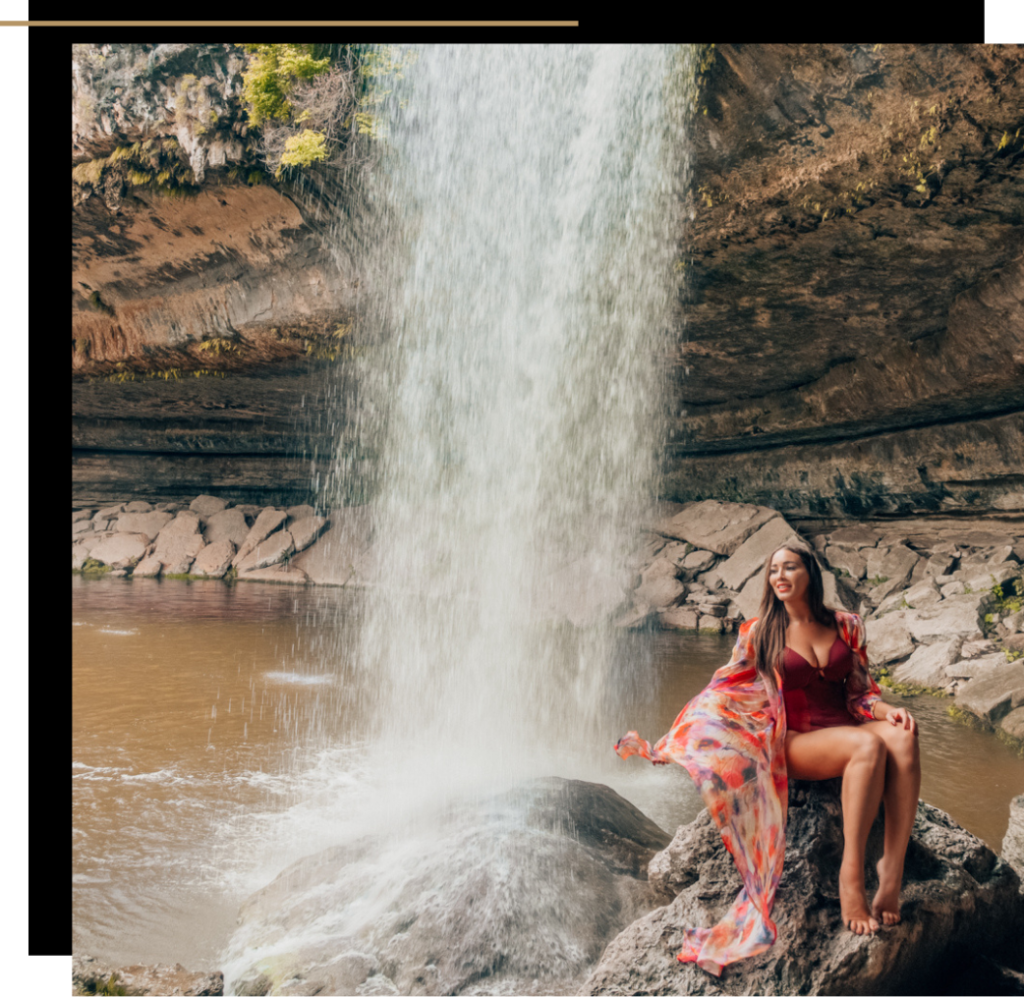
[72, 574, 1024, 972]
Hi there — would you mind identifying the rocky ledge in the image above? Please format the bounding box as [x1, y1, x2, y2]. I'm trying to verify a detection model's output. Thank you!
[583, 780, 1024, 996]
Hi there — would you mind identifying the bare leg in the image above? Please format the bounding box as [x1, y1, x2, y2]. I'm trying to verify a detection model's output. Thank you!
[786, 726, 886, 934]
[863, 720, 921, 925]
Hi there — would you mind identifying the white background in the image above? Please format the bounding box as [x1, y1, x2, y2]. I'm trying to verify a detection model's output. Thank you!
[0, 0, 38, 993]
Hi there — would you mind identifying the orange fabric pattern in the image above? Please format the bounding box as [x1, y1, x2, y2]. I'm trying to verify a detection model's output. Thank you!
[614, 610, 880, 976]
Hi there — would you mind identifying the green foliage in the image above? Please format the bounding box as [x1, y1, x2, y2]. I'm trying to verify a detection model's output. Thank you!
[868, 575, 889, 587]
[991, 575, 1024, 615]
[80, 558, 111, 575]
[73, 158, 106, 187]
[1004, 648, 1024, 662]
[78, 971, 134, 995]
[963, 583, 973, 594]
[197, 337, 240, 355]
[239, 43, 331, 128]
[88, 291, 115, 316]
[277, 129, 328, 176]
[947, 703, 992, 732]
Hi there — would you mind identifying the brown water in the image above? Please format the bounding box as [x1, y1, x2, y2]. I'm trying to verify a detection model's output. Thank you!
[73, 575, 1024, 972]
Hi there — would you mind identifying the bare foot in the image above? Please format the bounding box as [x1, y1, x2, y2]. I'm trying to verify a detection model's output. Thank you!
[871, 857, 903, 926]
[840, 871, 880, 935]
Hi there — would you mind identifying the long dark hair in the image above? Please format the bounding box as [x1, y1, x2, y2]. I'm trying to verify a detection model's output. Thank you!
[750, 541, 837, 695]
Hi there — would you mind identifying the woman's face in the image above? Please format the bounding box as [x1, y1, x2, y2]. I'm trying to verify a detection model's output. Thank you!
[768, 548, 810, 604]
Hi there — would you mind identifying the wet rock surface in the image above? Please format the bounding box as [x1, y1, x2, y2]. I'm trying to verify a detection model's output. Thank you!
[582, 780, 1024, 996]
[228, 779, 670, 997]
[71, 953, 223, 995]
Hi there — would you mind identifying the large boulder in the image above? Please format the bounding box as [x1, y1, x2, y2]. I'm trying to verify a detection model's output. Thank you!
[583, 780, 1023, 996]
[864, 611, 915, 665]
[655, 500, 779, 557]
[904, 592, 991, 643]
[891, 637, 964, 689]
[952, 658, 1024, 724]
[714, 517, 803, 593]
[227, 779, 669, 997]
[203, 508, 250, 548]
[87, 532, 149, 570]
[233, 508, 289, 567]
[115, 510, 173, 541]
[153, 511, 205, 574]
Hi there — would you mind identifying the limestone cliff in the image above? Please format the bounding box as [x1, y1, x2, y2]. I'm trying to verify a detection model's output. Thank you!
[72, 44, 1024, 513]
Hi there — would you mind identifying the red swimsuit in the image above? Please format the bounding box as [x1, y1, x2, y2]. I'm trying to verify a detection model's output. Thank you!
[781, 632, 863, 733]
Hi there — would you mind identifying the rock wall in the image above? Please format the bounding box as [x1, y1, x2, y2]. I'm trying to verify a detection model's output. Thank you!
[667, 43, 1024, 516]
[72, 44, 1024, 514]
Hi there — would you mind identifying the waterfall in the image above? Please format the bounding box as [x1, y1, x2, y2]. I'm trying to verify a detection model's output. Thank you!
[223, 44, 691, 994]
[341, 43, 686, 807]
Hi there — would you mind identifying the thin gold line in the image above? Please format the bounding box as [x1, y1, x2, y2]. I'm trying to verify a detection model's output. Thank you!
[1, 20, 579, 26]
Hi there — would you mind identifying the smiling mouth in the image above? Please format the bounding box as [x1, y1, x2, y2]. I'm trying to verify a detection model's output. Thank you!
[776, 585, 791, 591]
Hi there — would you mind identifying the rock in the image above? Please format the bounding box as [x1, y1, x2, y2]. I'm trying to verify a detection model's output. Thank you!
[715, 516, 804, 592]
[94, 503, 125, 521]
[946, 651, 1008, 679]
[1005, 634, 1024, 654]
[230, 779, 669, 997]
[961, 638, 1000, 658]
[924, 552, 956, 577]
[1001, 708, 1024, 742]
[288, 515, 328, 554]
[696, 603, 727, 618]
[822, 545, 866, 580]
[72, 509, 94, 523]
[233, 503, 263, 520]
[1005, 609, 1024, 634]
[88, 532, 149, 570]
[864, 611, 915, 664]
[698, 614, 726, 633]
[634, 568, 687, 612]
[583, 780, 1023, 997]
[71, 954, 224, 996]
[655, 500, 779, 557]
[154, 502, 179, 512]
[821, 570, 858, 611]
[189, 494, 230, 520]
[904, 592, 990, 643]
[953, 659, 1024, 723]
[124, 500, 153, 513]
[681, 548, 716, 574]
[865, 544, 922, 597]
[659, 607, 700, 630]
[826, 526, 881, 550]
[132, 556, 162, 578]
[153, 513, 205, 573]
[875, 578, 942, 616]
[233, 508, 289, 566]
[892, 637, 965, 689]
[203, 508, 250, 548]
[734, 571, 766, 623]
[940, 580, 966, 597]
[115, 511, 173, 542]
[1004, 795, 1024, 881]
[236, 563, 309, 585]
[285, 503, 316, 523]
[71, 518, 94, 535]
[236, 529, 294, 572]
[964, 563, 1022, 593]
[191, 540, 236, 579]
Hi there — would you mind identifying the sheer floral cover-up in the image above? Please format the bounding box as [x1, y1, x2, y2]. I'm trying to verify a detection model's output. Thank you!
[614, 609, 881, 976]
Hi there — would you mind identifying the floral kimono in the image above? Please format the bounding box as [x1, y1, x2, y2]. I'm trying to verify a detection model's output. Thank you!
[615, 609, 881, 976]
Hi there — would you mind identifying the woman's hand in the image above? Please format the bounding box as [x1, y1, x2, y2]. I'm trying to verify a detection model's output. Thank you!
[886, 706, 918, 736]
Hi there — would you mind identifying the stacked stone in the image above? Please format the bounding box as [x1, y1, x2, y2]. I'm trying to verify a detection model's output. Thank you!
[71, 495, 329, 585]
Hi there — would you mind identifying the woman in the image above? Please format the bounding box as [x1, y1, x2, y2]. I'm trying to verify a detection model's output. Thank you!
[615, 541, 921, 976]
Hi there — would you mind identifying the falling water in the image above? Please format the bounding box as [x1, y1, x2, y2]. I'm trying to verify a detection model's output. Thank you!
[345, 43, 686, 800]
[222, 44, 691, 993]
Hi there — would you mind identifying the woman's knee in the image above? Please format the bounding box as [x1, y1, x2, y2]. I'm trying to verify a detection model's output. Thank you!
[850, 730, 886, 771]
[884, 724, 920, 767]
